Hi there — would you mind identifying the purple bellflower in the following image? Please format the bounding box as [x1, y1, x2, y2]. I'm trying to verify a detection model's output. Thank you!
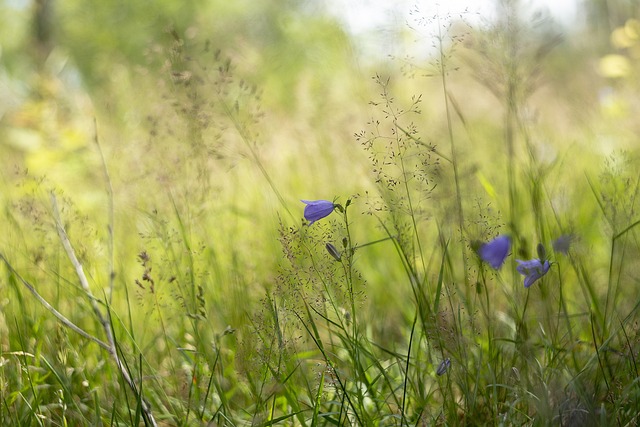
[552, 235, 573, 255]
[478, 235, 511, 269]
[436, 358, 451, 376]
[516, 258, 551, 288]
[301, 200, 335, 225]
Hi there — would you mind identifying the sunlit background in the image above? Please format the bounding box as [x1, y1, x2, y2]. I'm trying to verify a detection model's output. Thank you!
[328, 0, 578, 58]
[1, 0, 640, 424]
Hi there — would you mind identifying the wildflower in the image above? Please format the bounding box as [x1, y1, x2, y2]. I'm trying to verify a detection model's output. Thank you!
[552, 235, 573, 255]
[478, 235, 511, 269]
[436, 358, 451, 376]
[340, 307, 351, 324]
[516, 258, 551, 288]
[301, 200, 335, 225]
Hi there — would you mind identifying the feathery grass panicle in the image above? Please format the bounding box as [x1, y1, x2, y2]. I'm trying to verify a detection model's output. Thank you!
[3, 3, 640, 426]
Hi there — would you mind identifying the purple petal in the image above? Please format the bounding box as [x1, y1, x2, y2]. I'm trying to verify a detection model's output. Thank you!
[516, 259, 541, 275]
[301, 200, 335, 224]
[436, 358, 451, 376]
[479, 235, 511, 269]
[516, 259, 551, 288]
[523, 273, 539, 288]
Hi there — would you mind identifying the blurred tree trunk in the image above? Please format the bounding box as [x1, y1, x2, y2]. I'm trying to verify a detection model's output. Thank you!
[582, 0, 639, 50]
[32, 0, 54, 68]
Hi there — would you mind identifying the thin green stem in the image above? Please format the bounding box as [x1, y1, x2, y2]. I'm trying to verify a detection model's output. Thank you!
[437, 15, 468, 287]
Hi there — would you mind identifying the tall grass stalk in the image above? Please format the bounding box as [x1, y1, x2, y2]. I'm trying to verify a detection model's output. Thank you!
[436, 14, 468, 287]
[4, 6, 640, 426]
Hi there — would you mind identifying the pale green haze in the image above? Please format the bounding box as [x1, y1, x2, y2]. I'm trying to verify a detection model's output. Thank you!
[1, 0, 639, 425]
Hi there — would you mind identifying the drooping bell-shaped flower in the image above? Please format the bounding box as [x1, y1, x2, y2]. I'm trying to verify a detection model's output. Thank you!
[436, 358, 451, 376]
[301, 200, 335, 225]
[478, 235, 511, 269]
[516, 258, 551, 288]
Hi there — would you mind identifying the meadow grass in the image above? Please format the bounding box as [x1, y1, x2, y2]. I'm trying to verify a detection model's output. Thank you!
[2, 4, 640, 427]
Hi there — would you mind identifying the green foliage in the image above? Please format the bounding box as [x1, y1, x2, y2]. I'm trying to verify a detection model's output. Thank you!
[2, 0, 640, 425]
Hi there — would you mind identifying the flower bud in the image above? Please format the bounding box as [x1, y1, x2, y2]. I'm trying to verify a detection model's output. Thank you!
[436, 358, 451, 376]
[325, 243, 342, 262]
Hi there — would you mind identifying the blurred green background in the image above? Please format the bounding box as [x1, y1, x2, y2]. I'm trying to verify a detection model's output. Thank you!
[2, 0, 638, 277]
[1, 0, 640, 360]
[1, 0, 640, 423]
[2, 0, 640, 350]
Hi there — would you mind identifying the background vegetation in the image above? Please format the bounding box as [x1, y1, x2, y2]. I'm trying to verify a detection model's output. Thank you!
[1, 0, 640, 425]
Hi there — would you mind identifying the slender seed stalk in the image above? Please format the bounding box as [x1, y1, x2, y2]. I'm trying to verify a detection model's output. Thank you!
[437, 15, 468, 287]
